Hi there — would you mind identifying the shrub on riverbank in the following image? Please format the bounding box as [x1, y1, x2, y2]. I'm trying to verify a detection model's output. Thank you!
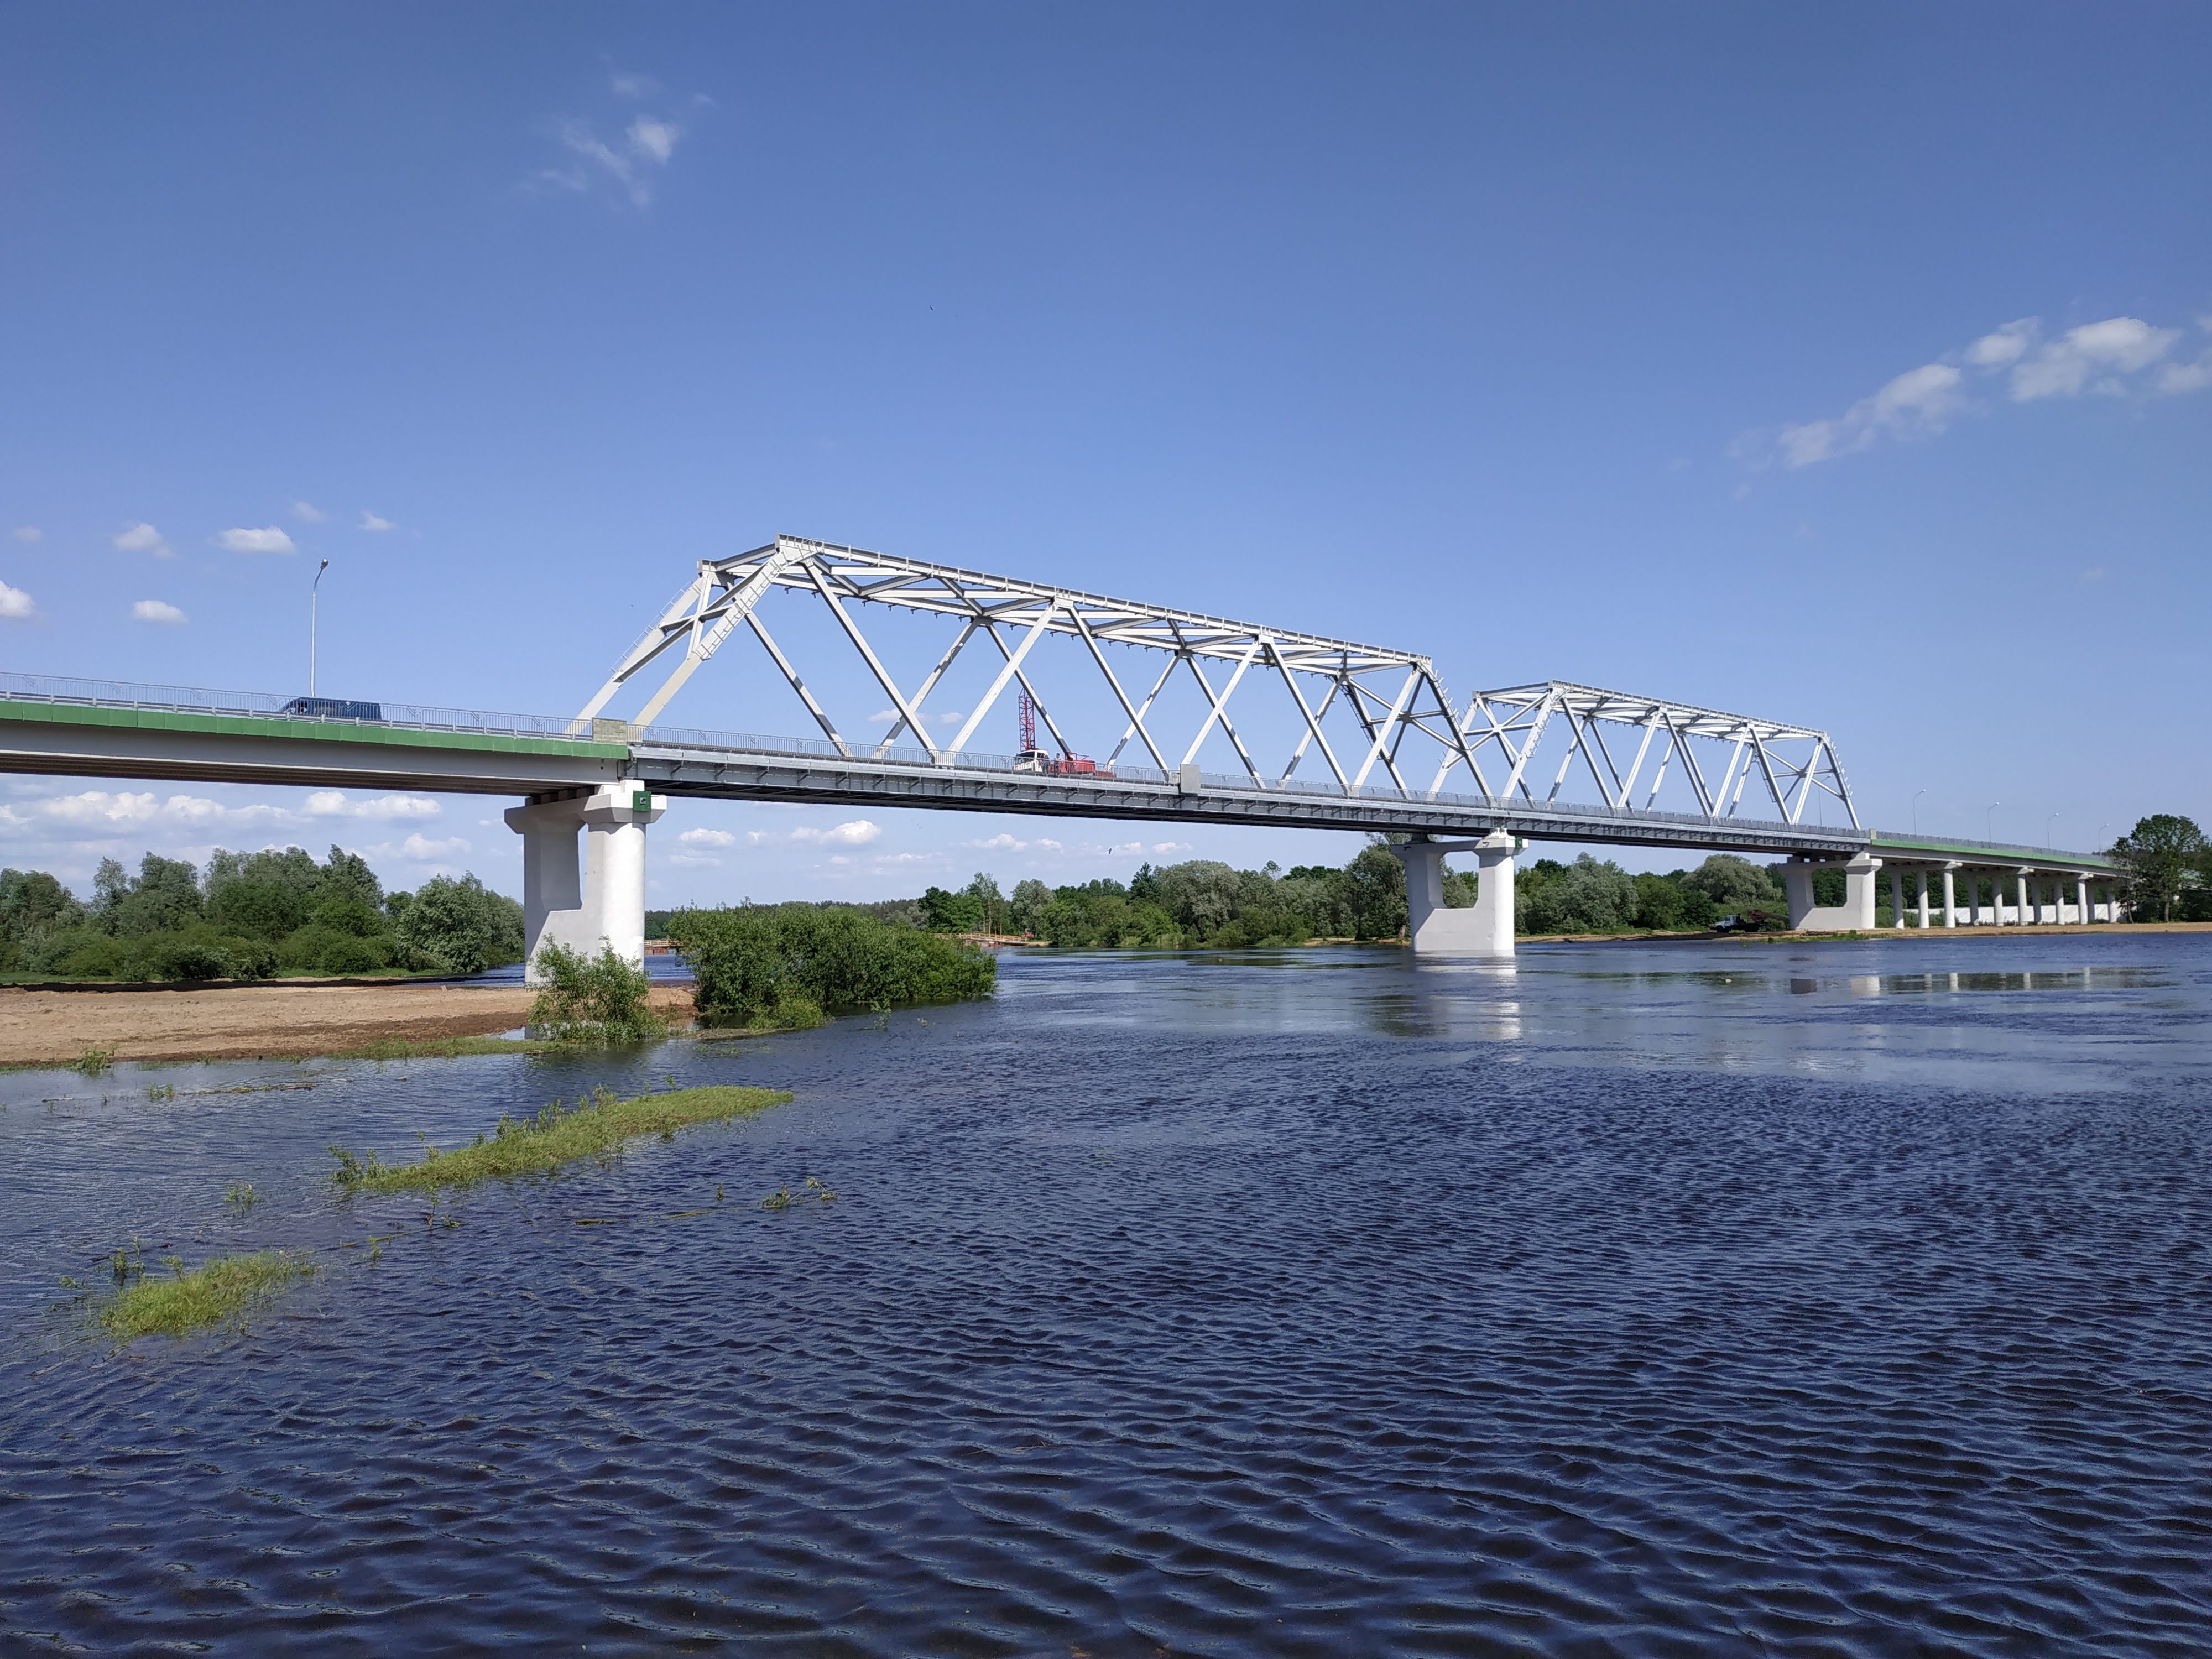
[328, 1084, 790, 1193]
[668, 903, 996, 1027]
[528, 943, 670, 1045]
[0, 847, 525, 980]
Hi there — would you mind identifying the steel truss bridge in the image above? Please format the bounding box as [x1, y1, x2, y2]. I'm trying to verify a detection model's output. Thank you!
[0, 530, 2116, 875]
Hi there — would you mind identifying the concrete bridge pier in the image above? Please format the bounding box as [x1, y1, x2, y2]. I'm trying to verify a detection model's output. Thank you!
[1399, 831, 1517, 956]
[505, 780, 667, 985]
[1782, 852, 1882, 931]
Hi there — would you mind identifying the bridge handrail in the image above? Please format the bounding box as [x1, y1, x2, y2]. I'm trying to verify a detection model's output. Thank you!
[0, 671, 589, 744]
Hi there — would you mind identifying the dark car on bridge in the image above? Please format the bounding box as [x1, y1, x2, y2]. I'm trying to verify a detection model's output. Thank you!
[281, 697, 383, 721]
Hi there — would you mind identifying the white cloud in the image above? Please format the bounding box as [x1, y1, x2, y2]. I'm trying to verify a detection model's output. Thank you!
[867, 709, 899, 724]
[2010, 317, 2178, 400]
[0, 790, 288, 833]
[745, 818, 884, 848]
[303, 790, 439, 821]
[131, 599, 186, 624]
[1036, 838, 1062, 851]
[628, 117, 676, 164]
[1777, 362, 1963, 467]
[973, 833, 1025, 851]
[2159, 356, 2212, 394]
[1757, 310, 2206, 468]
[0, 582, 34, 620]
[796, 819, 881, 845]
[291, 500, 327, 523]
[534, 113, 682, 207]
[359, 510, 396, 531]
[679, 827, 736, 847]
[1962, 319, 2037, 367]
[870, 851, 936, 865]
[1150, 841, 1191, 854]
[398, 832, 470, 860]
[114, 522, 170, 556]
[611, 70, 658, 98]
[11, 526, 40, 543]
[217, 525, 295, 554]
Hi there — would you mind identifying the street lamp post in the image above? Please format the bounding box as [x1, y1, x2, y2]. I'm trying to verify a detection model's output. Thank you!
[310, 559, 331, 696]
[1913, 789, 1925, 834]
[2047, 813, 2058, 850]
[1987, 801, 2000, 841]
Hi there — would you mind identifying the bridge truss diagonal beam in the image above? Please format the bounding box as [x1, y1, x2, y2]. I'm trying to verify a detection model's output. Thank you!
[569, 535, 1859, 826]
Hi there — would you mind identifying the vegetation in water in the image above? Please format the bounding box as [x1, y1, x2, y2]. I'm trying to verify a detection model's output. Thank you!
[528, 942, 670, 1045]
[223, 1180, 257, 1214]
[330, 1035, 555, 1061]
[327, 1084, 790, 1194]
[0, 846, 525, 981]
[68, 1044, 115, 1076]
[98, 1249, 317, 1340]
[668, 904, 994, 1027]
[761, 1174, 837, 1211]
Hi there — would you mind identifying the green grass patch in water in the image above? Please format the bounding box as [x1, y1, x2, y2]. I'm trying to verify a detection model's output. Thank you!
[328, 1084, 791, 1194]
[99, 1249, 317, 1340]
[328, 1035, 556, 1061]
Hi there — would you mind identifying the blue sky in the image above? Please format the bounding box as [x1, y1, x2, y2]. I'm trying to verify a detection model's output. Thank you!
[3, 4, 2208, 902]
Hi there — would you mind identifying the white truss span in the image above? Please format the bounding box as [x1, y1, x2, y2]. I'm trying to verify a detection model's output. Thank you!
[1457, 682, 1860, 830]
[572, 533, 1860, 830]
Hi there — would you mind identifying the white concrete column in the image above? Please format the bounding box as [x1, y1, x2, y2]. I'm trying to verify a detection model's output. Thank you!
[1844, 853, 1881, 928]
[1783, 861, 1818, 930]
[2069, 873, 2086, 926]
[2015, 869, 2031, 927]
[508, 780, 665, 984]
[1889, 868, 1905, 929]
[1398, 833, 1515, 957]
[1941, 863, 1958, 928]
[580, 780, 668, 971]
[1917, 869, 1931, 930]
[1470, 831, 1516, 956]
[503, 794, 592, 972]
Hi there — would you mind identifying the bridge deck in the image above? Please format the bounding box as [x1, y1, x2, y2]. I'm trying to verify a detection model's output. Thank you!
[0, 680, 2117, 870]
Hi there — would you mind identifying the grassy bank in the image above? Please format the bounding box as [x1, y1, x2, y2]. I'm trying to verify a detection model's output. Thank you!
[100, 1250, 317, 1340]
[329, 1084, 790, 1194]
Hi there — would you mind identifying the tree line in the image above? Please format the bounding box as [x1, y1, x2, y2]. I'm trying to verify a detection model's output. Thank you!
[0, 847, 525, 980]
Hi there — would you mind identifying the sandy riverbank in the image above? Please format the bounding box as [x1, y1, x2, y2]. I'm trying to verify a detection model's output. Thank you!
[0, 981, 698, 1067]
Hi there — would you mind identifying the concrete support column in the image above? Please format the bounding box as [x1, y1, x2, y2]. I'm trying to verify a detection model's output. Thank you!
[1783, 861, 1818, 930]
[2016, 869, 2031, 927]
[1398, 833, 1515, 957]
[504, 794, 591, 973]
[1941, 863, 1958, 928]
[1917, 869, 1931, 930]
[1889, 868, 1905, 929]
[1844, 853, 1881, 929]
[506, 779, 666, 984]
[2070, 874, 2086, 926]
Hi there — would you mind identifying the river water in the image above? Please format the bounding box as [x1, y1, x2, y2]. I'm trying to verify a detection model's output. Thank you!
[3, 936, 2208, 1655]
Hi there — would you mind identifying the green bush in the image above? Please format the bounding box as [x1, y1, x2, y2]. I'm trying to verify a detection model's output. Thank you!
[528, 943, 670, 1045]
[397, 874, 525, 974]
[669, 903, 996, 1027]
[318, 936, 390, 975]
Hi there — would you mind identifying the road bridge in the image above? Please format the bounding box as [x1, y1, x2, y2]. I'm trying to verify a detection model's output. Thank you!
[0, 534, 2124, 971]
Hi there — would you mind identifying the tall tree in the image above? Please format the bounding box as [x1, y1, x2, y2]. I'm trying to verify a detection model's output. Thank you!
[2110, 815, 2206, 921]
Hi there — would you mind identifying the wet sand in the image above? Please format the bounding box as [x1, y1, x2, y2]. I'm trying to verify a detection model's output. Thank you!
[0, 981, 698, 1066]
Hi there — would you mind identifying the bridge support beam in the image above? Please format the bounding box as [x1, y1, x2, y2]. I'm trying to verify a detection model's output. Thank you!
[505, 780, 667, 985]
[1399, 831, 1516, 956]
[1942, 863, 1958, 927]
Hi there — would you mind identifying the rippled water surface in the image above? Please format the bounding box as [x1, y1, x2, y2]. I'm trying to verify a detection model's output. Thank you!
[4, 935, 2209, 1655]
